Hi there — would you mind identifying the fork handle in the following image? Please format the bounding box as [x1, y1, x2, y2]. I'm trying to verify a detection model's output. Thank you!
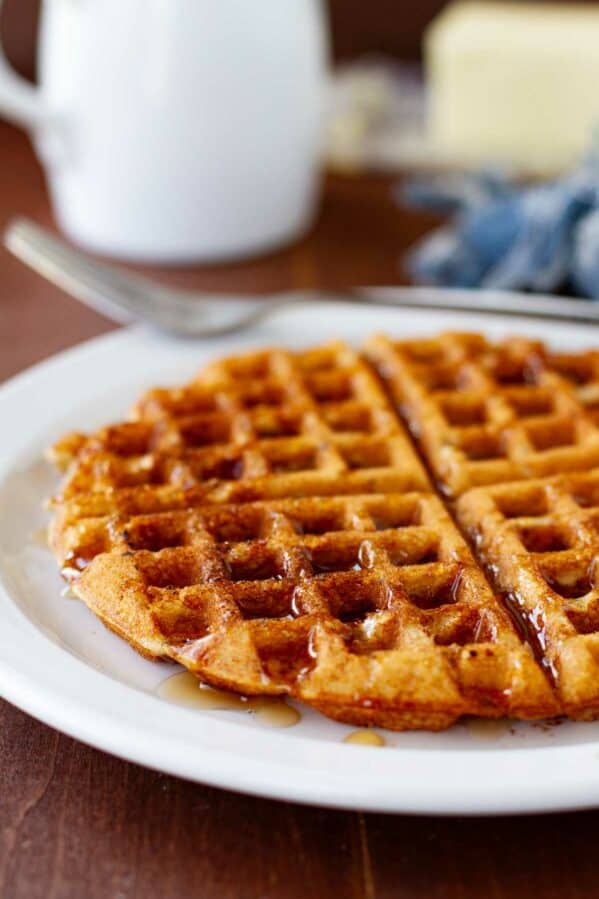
[5, 218, 157, 324]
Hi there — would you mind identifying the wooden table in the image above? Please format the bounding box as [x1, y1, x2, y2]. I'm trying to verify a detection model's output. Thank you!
[1, 119, 596, 899]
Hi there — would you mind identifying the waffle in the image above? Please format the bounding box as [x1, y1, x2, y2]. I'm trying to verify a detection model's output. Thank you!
[49, 342, 429, 572]
[47, 335, 599, 731]
[72, 490, 557, 729]
[367, 332, 599, 497]
[457, 470, 599, 718]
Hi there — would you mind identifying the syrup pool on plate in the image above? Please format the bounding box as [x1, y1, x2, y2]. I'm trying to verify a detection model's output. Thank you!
[158, 671, 301, 727]
[344, 729, 386, 746]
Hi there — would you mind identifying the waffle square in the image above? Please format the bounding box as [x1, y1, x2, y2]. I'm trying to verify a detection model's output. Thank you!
[457, 471, 599, 717]
[367, 332, 599, 497]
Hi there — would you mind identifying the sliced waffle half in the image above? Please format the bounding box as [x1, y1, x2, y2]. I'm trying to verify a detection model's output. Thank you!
[457, 470, 599, 718]
[367, 332, 599, 497]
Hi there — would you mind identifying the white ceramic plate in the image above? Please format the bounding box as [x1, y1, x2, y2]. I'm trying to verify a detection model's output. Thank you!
[4, 299, 599, 816]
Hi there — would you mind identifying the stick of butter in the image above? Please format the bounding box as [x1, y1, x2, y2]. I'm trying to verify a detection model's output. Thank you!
[425, 2, 599, 174]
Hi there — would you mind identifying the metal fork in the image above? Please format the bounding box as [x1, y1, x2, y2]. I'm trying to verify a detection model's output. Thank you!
[6, 217, 599, 337]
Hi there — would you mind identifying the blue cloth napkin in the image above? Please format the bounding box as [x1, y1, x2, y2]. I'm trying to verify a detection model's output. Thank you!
[400, 156, 599, 298]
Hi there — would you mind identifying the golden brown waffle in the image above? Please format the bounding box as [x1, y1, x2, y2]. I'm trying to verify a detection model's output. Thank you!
[48, 335, 599, 731]
[367, 332, 599, 497]
[457, 470, 599, 718]
[72, 491, 557, 729]
[49, 342, 429, 571]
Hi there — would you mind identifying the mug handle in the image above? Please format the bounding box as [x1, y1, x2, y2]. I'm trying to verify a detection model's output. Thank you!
[0, 1, 50, 129]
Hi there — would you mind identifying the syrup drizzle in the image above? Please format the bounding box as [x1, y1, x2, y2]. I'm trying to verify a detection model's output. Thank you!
[157, 671, 301, 727]
[475, 539, 559, 688]
[503, 591, 559, 684]
[344, 729, 386, 746]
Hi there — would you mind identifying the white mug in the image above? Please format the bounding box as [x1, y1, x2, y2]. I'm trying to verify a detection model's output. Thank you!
[0, 0, 329, 263]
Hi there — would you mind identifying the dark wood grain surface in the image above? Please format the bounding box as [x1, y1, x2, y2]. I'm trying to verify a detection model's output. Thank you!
[1, 120, 598, 899]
